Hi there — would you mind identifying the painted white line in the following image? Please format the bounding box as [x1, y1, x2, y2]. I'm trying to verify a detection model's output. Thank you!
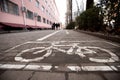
[55, 66, 59, 68]
[5, 31, 60, 52]
[66, 30, 69, 35]
[81, 66, 116, 71]
[18, 40, 105, 44]
[53, 47, 66, 53]
[37, 30, 60, 41]
[15, 47, 52, 62]
[24, 65, 40, 70]
[5, 40, 119, 53]
[105, 41, 120, 47]
[88, 46, 119, 63]
[5, 42, 30, 52]
[0, 64, 25, 69]
[24, 65, 52, 70]
[110, 66, 118, 71]
[20, 47, 45, 54]
[67, 66, 81, 71]
[14, 41, 119, 63]
[15, 56, 44, 62]
[67, 43, 77, 55]
[0, 64, 3, 66]
[41, 65, 52, 70]
[117, 66, 120, 67]
[0, 63, 119, 71]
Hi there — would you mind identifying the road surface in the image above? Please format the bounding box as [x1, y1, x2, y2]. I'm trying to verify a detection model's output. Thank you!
[0, 30, 120, 80]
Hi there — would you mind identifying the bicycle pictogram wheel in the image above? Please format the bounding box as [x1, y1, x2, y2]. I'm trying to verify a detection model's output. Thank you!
[14, 42, 119, 63]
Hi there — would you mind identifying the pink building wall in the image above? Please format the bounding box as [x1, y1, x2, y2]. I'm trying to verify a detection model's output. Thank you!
[0, 0, 60, 29]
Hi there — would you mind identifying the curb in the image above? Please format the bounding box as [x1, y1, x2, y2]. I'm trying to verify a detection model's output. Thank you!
[0, 30, 31, 34]
[76, 30, 120, 43]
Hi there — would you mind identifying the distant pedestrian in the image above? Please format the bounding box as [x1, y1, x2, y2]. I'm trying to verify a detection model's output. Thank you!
[57, 23, 60, 29]
[55, 23, 58, 30]
[52, 23, 55, 30]
[55, 23, 60, 30]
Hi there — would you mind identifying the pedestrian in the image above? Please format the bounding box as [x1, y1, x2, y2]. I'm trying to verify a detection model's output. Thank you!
[52, 23, 55, 30]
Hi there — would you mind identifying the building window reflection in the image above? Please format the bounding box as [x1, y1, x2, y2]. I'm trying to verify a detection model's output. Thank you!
[0, 0, 19, 15]
[26, 10, 33, 20]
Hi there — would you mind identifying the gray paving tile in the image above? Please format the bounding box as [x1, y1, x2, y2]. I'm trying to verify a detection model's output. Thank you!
[0, 70, 33, 80]
[31, 72, 65, 80]
[69, 73, 104, 80]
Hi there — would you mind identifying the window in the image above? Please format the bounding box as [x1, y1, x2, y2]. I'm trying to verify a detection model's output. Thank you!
[46, 10, 48, 15]
[35, 0, 39, 8]
[42, 6, 45, 12]
[37, 15, 41, 22]
[0, 0, 19, 15]
[49, 13, 50, 16]
[45, 0, 47, 4]
[26, 10, 33, 20]
[50, 21, 52, 25]
[43, 18, 46, 23]
[0, 0, 8, 12]
[47, 20, 49, 24]
[29, 0, 32, 2]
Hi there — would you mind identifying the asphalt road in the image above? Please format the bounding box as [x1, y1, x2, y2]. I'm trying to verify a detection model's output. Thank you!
[0, 30, 120, 80]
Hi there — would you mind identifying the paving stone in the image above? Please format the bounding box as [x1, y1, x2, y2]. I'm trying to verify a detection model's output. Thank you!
[69, 73, 104, 80]
[103, 73, 120, 80]
[0, 70, 33, 80]
[30, 72, 65, 80]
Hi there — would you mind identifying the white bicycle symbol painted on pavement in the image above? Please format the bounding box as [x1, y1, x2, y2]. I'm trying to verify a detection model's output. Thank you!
[15, 42, 119, 63]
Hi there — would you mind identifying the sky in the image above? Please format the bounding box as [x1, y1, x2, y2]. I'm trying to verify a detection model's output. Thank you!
[55, 0, 99, 25]
[55, 0, 67, 25]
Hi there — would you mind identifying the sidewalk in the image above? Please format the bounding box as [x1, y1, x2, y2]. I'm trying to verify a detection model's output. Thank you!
[0, 30, 31, 34]
[0, 70, 120, 80]
[76, 30, 120, 43]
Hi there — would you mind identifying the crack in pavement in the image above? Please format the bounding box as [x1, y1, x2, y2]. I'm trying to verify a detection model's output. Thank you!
[27, 71, 36, 80]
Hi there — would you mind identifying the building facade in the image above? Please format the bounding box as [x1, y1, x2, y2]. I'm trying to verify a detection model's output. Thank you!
[66, 0, 72, 25]
[0, 0, 59, 30]
[66, 0, 94, 26]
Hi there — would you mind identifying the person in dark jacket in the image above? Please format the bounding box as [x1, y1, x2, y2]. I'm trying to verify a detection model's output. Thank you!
[52, 23, 55, 30]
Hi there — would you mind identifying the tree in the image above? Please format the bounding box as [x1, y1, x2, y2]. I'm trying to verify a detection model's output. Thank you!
[66, 21, 75, 29]
[98, 0, 120, 34]
[76, 7, 102, 31]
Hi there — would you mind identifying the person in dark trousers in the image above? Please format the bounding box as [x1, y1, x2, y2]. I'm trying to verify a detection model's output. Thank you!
[52, 23, 55, 30]
[55, 23, 60, 30]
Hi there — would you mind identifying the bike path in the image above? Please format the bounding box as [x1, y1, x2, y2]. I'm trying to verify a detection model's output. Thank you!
[0, 41, 120, 72]
[0, 30, 120, 80]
